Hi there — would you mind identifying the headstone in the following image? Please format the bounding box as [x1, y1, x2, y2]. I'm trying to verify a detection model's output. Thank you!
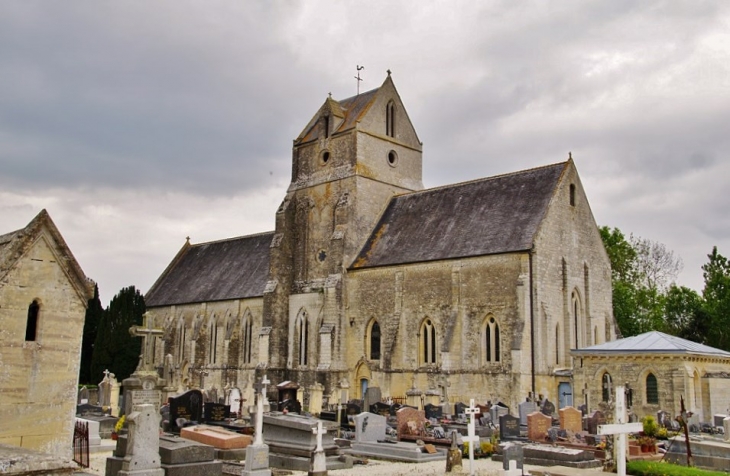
[713, 414, 727, 428]
[354, 412, 387, 443]
[598, 386, 642, 476]
[244, 375, 271, 476]
[204, 402, 231, 423]
[79, 386, 90, 404]
[490, 405, 508, 423]
[310, 420, 327, 476]
[501, 442, 524, 471]
[425, 403, 443, 421]
[396, 407, 426, 439]
[99, 369, 112, 407]
[229, 387, 243, 417]
[518, 401, 538, 426]
[118, 404, 164, 476]
[541, 400, 555, 417]
[369, 401, 392, 417]
[169, 389, 204, 432]
[499, 414, 520, 441]
[559, 406, 582, 433]
[527, 411, 551, 442]
[363, 387, 382, 412]
[109, 373, 121, 417]
[454, 402, 467, 419]
[724, 417, 730, 443]
[586, 410, 605, 435]
[657, 410, 672, 428]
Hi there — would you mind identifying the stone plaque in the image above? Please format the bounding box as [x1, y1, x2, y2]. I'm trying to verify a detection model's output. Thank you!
[527, 411, 551, 442]
[519, 401, 538, 426]
[499, 414, 520, 440]
[559, 406, 582, 433]
[354, 412, 387, 443]
[170, 389, 204, 432]
[204, 402, 231, 423]
[244, 444, 269, 471]
[131, 389, 161, 406]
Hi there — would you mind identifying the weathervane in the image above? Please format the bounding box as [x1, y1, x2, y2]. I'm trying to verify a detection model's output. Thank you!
[355, 65, 364, 95]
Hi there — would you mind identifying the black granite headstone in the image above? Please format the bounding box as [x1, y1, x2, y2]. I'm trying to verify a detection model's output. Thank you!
[454, 402, 467, 417]
[499, 414, 520, 440]
[204, 402, 231, 423]
[169, 389, 203, 433]
[278, 398, 301, 414]
[424, 403, 443, 420]
[370, 401, 391, 417]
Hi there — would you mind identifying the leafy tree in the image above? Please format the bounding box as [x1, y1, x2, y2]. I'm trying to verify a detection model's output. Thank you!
[79, 284, 104, 384]
[700, 247, 730, 350]
[664, 285, 702, 339]
[90, 286, 146, 382]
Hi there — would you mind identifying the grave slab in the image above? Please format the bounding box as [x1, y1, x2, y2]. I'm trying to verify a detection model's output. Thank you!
[181, 425, 252, 449]
[158, 435, 216, 464]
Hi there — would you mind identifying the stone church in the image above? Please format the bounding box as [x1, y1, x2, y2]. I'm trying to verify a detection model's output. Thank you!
[145, 74, 617, 414]
[0, 210, 94, 457]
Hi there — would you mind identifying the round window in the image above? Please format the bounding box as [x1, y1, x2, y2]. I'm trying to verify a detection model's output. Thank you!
[321, 150, 330, 165]
[387, 150, 398, 167]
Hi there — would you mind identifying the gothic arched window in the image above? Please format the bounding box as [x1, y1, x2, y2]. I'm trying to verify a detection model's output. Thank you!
[242, 312, 253, 364]
[369, 320, 381, 360]
[297, 311, 308, 366]
[484, 316, 501, 363]
[386, 101, 396, 137]
[25, 300, 40, 341]
[420, 319, 437, 364]
[209, 318, 218, 364]
[602, 372, 612, 402]
[646, 373, 659, 404]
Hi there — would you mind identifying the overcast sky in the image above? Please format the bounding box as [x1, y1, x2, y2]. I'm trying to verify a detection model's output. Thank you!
[2, 1, 729, 304]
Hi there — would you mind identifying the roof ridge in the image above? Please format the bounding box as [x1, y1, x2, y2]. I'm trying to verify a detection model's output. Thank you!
[397, 160, 568, 199]
[337, 86, 379, 106]
[191, 230, 275, 247]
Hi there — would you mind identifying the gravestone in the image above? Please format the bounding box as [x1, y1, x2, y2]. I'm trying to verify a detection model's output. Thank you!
[499, 414, 520, 440]
[490, 404, 508, 424]
[527, 412, 551, 442]
[204, 402, 230, 423]
[363, 387, 381, 413]
[79, 386, 90, 404]
[501, 442, 524, 472]
[396, 407, 426, 439]
[424, 403, 443, 421]
[99, 369, 112, 407]
[310, 420, 327, 476]
[369, 401, 391, 417]
[169, 389, 203, 432]
[657, 410, 672, 428]
[354, 412, 387, 443]
[454, 402, 467, 419]
[559, 406, 582, 433]
[519, 401, 538, 426]
[713, 414, 727, 428]
[586, 410, 605, 435]
[541, 400, 555, 417]
[229, 387, 242, 417]
[123, 314, 166, 418]
[118, 404, 164, 476]
[724, 417, 730, 442]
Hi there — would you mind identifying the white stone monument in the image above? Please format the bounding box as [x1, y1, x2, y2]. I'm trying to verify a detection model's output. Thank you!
[118, 404, 164, 476]
[724, 416, 730, 443]
[463, 399, 480, 476]
[310, 420, 327, 476]
[598, 385, 642, 476]
[244, 375, 271, 476]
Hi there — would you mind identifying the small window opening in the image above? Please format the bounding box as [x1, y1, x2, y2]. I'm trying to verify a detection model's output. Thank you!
[387, 150, 398, 167]
[569, 184, 576, 206]
[646, 373, 659, 404]
[370, 321, 381, 360]
[25, 300, 40, 341]
[324, 115, 330, 139]
[322, 151, 330, 164]
[386, 101, 395, 137]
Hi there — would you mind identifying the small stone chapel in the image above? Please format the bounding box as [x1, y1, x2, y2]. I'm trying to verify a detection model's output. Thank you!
[144, 74, 618, 413]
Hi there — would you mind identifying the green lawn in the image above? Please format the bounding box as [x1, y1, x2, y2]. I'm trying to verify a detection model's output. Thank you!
[628, 460, 729, 476]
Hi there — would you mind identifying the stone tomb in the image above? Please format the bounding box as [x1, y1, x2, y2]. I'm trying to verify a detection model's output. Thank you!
[169, 389, 204, 433]
[559, 406, 582, 433]
[262, 413, 352, 472]
[527, 412, 552, 442]
[181, 425, 252, 450]
[499, 414, 521, 440]
[493, 443, 602, 469]
[347, 412, 446, 463]
[107, 434, 221, 476]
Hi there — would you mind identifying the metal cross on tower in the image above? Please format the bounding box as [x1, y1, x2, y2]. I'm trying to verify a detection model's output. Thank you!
[355, 65, 364, 95]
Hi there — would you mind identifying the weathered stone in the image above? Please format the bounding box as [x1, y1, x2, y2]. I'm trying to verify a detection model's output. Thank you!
[158, 435, 216, 465]
[118, 404, 164, 476]
[519, 401, 538, 426]
[181, 425, 252, 449]
[353, 412, 387, 443]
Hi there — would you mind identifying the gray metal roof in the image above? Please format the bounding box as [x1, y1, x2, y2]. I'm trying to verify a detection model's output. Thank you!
[572, 331, 730, 358]
[145, 232, 273, 307]
[351, 162, 567, 269]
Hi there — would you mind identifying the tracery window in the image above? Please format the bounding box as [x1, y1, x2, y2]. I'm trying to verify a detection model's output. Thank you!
[484, 316, 501, 363]
[420, 319, 437, 364]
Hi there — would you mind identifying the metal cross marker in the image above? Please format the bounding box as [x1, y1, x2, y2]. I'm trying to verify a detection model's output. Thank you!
[598, 386, 642, 476]
[129, 313, 164, 371]
[355, 65, 364, 95]
[463, 399, 480, 476]
[253, 375, 270, 446]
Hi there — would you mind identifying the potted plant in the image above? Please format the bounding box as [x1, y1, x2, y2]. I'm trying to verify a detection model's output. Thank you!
[112, 415, 125, 440]
[637, 435, 656, 453]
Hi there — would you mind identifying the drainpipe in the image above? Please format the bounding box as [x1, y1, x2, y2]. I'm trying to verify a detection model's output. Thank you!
[529, 250, 536, 395]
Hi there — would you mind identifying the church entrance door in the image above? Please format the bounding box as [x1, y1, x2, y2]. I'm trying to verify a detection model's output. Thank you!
[558, 382, 573, 408]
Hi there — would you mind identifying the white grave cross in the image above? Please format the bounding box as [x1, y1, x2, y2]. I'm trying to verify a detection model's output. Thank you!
[598, 385, 642, 476]
[463, 398, 480, 476]
[253, 375, 270, 446]
[311, 420, 328, 474]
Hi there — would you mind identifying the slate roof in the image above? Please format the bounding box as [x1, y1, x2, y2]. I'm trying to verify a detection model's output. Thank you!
[296, 87, 380, 144]
[145, 232, 274, 307]
[572, 331, 730, 358]
[351, 162, 567, 269]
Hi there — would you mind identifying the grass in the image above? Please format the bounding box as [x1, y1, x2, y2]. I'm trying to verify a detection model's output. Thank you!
[627, 460, 729, 476]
